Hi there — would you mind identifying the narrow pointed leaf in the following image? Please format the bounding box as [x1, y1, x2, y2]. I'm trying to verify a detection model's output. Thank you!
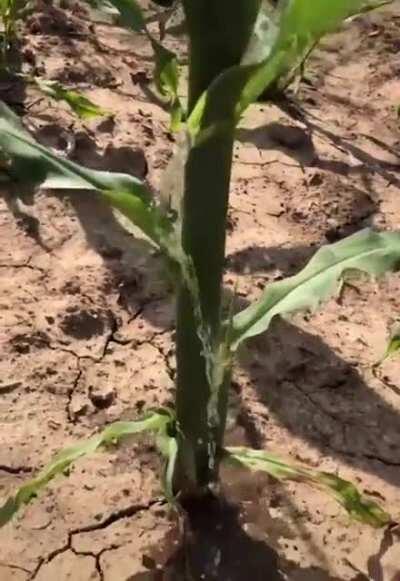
[230, 229, 400, 350]
[225, 447, 390, 528]
[0, 411, 172, 527]
[0, 104, 172, 246]
[34, 78, 109, 120]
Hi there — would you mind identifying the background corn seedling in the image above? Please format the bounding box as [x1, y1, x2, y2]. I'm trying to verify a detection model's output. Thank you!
[0, 0, 109, 120]
[0, 0, 398, 552]
[0, 0, 22, 64]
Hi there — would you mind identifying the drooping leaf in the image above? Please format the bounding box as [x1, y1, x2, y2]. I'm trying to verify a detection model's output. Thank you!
[0, 103, 171, 246]
[34, 78, 109, 120]
[230, 229, 400, 350]
[225, 447, 391, 528]
[0, 411, 172, 527]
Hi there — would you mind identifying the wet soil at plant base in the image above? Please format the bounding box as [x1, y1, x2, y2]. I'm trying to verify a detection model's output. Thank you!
[0, 2, 400, 580]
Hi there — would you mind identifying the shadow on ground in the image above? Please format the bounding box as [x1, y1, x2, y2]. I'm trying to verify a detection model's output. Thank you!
[3, 119, 400, 488]
[226, 243, 400, 490]
[132, 491, 356, 581]
[236, 97, 400, 191]
[2, 99, 400, 580]
[1, 120, 171, 324]
[237, 102, 400, 190]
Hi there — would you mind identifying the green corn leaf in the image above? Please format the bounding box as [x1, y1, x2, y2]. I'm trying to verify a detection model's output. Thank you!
[156, 432, 178, 503]
[112, 0, 146, 31]
[85, 0, 120, 16]
[277, 0, 389, 50]
[86, 0, 146, 31]
[188, 0, 388, 139]
[151, 40, 179, 99]
[0, 411, 172, 527]
[151, 38, 183, 131]
[230, 229, 400, 350]
[266, 0, 391, 89]
[164, 437, 178, 503]
[242, 2, 280, 68]
[0, 98, 26, 131]
[0, 103, 172, 246]
[0, 102, 149, 196]
[381, 324, 400, 362]
[225, 447, 391, 528]
[84, 0, 184, 129]
[34, 78, 109, 120]
[254, 0, 389, 92]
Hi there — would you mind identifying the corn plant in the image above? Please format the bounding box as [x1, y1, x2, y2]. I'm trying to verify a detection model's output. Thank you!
[0, 0, 398, 534]
[0, 0, 19, 61]
[0, 0, 109, 117]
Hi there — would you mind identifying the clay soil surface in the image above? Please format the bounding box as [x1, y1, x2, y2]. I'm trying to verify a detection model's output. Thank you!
[1, 2, 400, 580]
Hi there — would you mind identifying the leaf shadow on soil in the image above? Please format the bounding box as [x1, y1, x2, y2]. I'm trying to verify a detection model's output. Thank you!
[159, 495, 287, 581]
[226, 244, 400, 492]
[136, 490, 353, 581]
[3, 122, 400, 490]
[2, 116, 399, 580]
[1, 123, 172, 322]
[5, 178, 399, 578]
[236, 105, 400, 190]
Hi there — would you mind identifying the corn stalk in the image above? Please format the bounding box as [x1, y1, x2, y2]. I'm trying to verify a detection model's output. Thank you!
[174, 0, 262, 495]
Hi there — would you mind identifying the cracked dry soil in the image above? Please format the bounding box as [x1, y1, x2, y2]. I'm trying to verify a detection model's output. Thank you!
[1, 2, 400, 580]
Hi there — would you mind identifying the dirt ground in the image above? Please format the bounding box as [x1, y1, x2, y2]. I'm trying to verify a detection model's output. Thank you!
[1, 2, 400, 580]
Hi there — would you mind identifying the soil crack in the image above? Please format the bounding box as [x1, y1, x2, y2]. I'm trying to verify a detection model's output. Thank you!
[372, 366, 400, 398]
[153, 339, 175, 382]
[0, 464, 33, 475]
[70, 497, 165, 535]
[29, 498, 165, 580]
[66, 357, 83, 423]
[0, 561, 32, 575]
[0, 258, 44, 274]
